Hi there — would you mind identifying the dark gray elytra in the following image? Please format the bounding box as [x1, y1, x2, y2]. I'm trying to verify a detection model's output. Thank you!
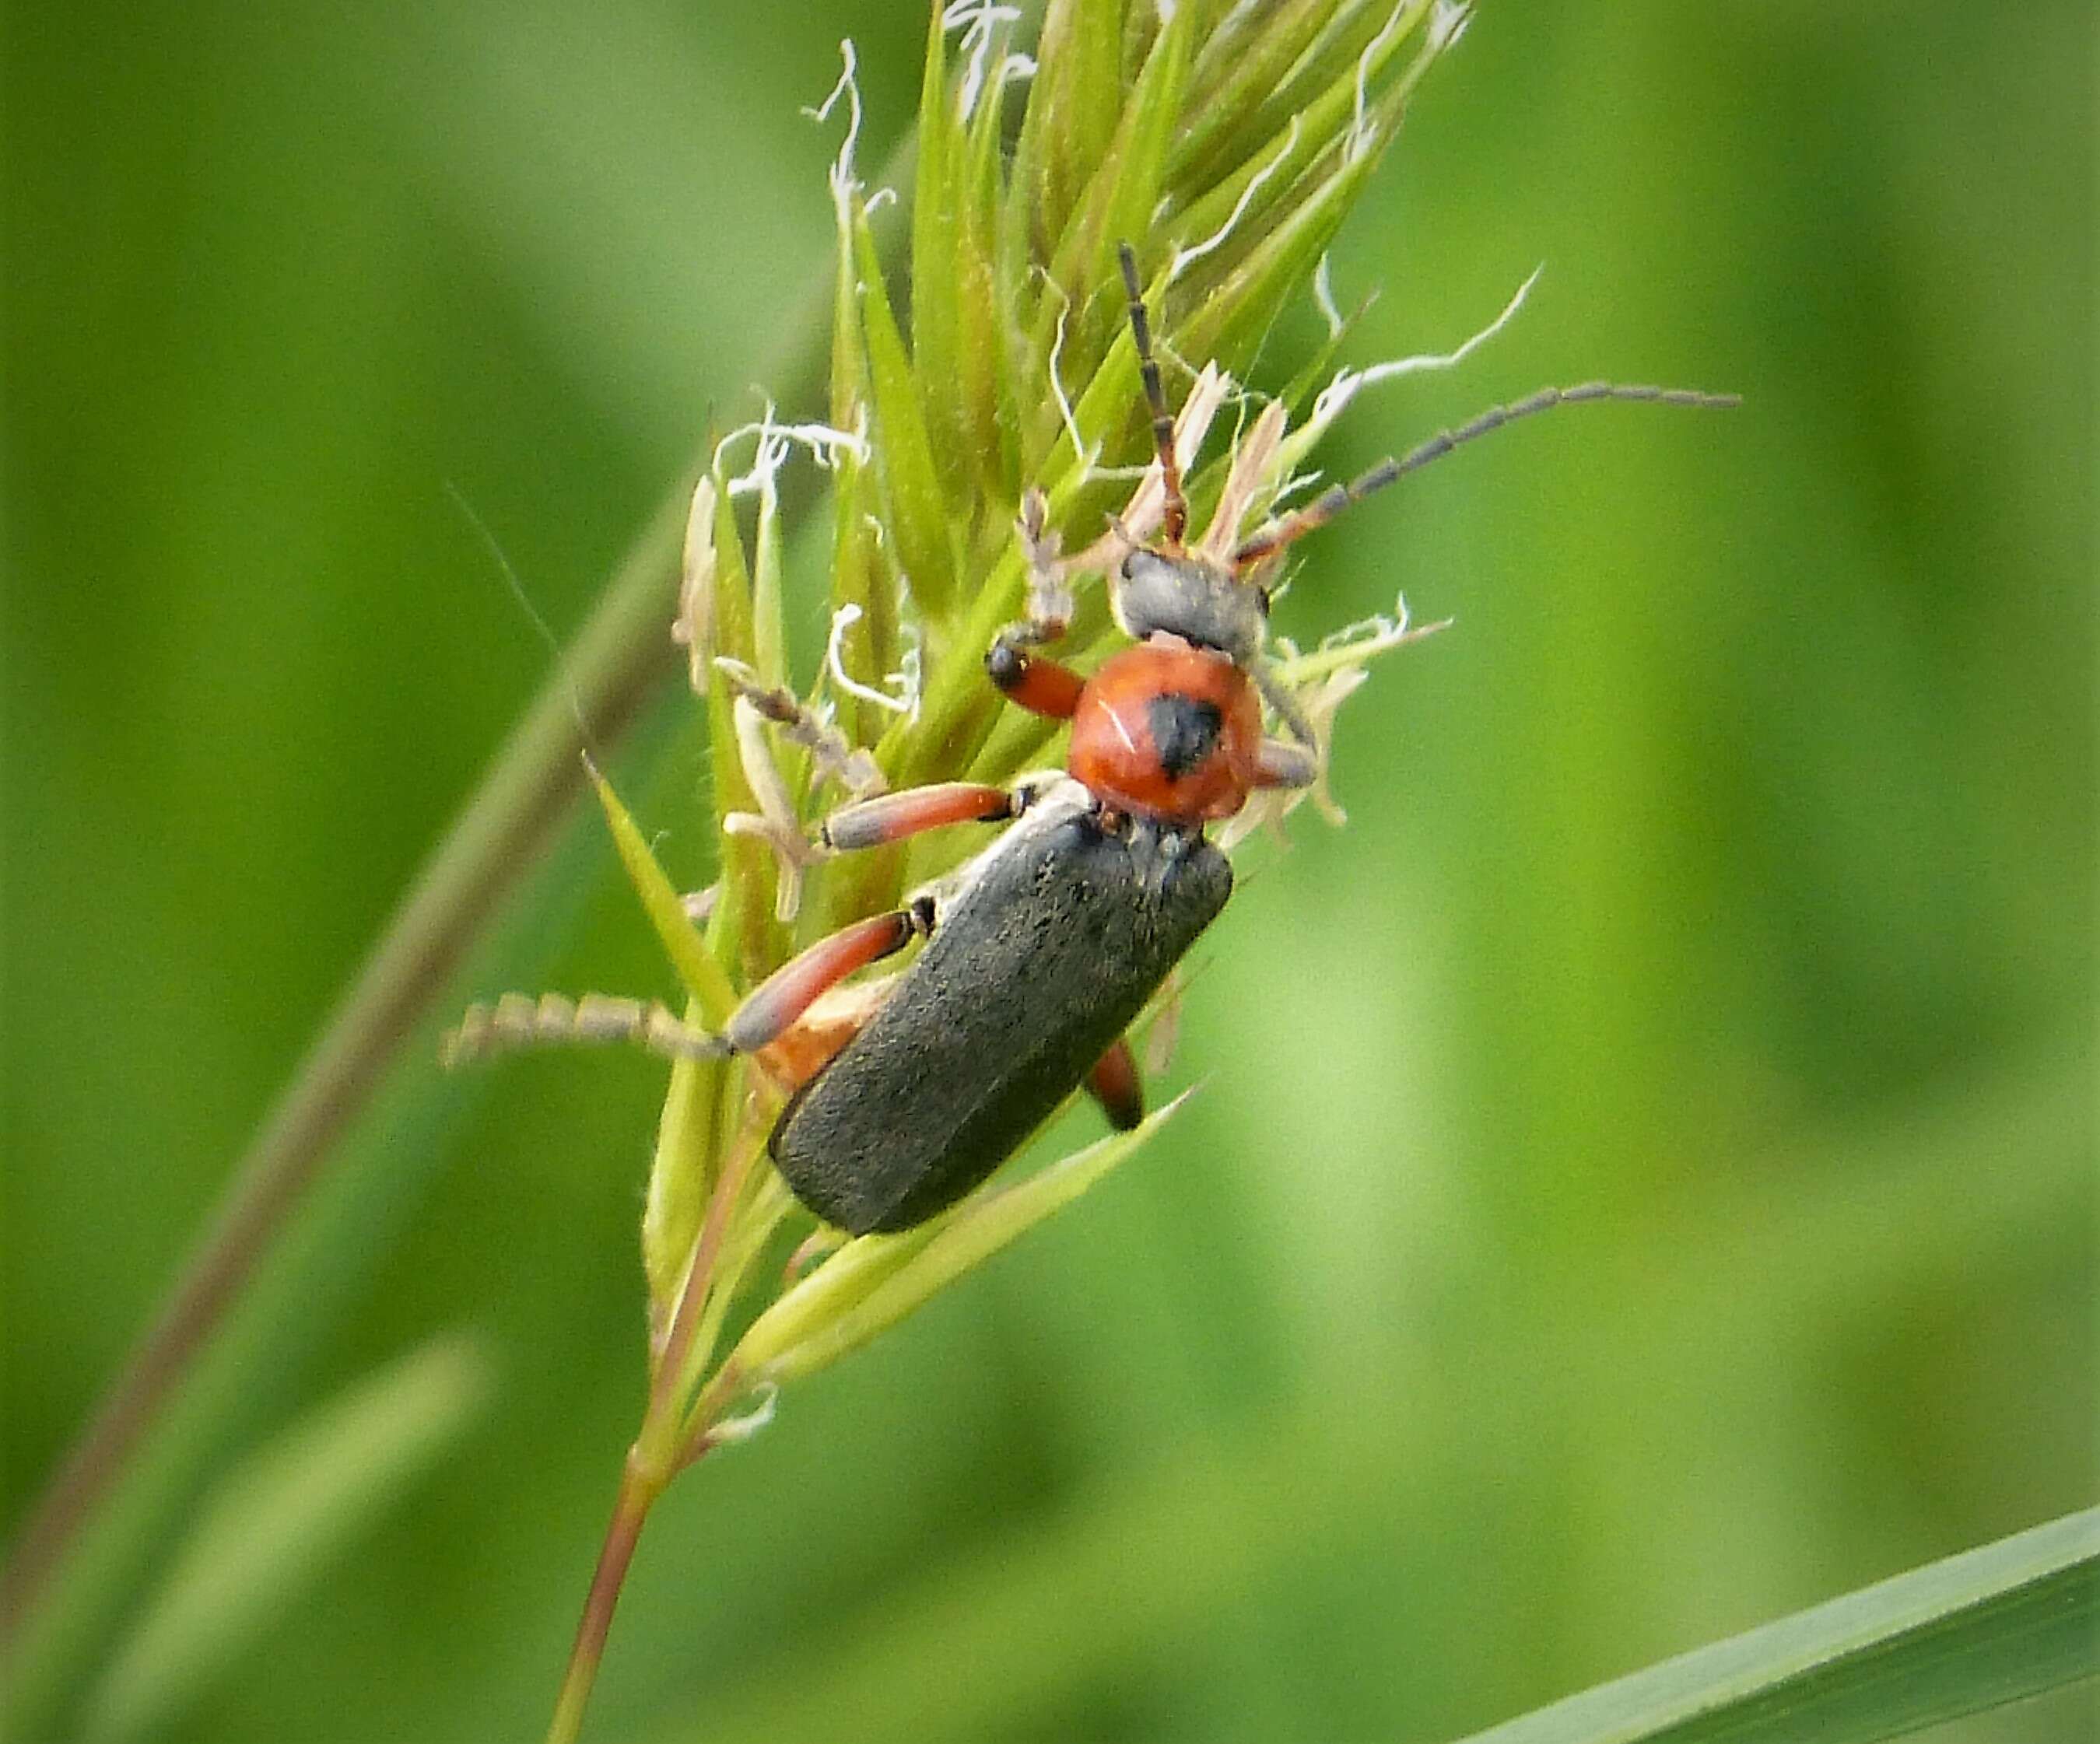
[769, 782, 1232, 1234]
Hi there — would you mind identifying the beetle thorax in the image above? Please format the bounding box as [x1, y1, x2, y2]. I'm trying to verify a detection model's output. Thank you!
[1067, 639, 1263, 825]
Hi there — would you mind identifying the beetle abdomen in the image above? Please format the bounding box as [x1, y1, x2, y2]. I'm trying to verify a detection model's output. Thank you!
[770, 802, 1231, 1234]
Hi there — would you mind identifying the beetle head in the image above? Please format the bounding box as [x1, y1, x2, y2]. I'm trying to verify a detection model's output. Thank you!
[1113, 545, 1268, 668]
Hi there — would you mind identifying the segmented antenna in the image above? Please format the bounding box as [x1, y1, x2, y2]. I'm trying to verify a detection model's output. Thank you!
[441, 993, 729, 1070]
[1234, 380, 1741, 569]
[1118, 242, 1188, 547]
[1235, 462, 1402, 569]
[1391, 381, 1741, 485]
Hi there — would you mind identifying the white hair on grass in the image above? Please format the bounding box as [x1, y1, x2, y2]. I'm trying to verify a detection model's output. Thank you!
[942, 2, 1022, 121]
[1268, 465, 1327, 514]
[1215, 598, 1451, 846]
[1299, 263, 1543, 450]
[715, 406, 870, 499]
[802, 37, 858, 132]
[1317, 592, 1422, 655]
[1040, 268, 1189, 485]
[726, 416, 791, 502]
[1313, 254, 1346, 341]
[1347, 2, 1411, 163]
[703, 1382, 778, 1448]
[1039, 274, 1096, 471]
[1429, 0, 1473, 54]
[805, 39, 897, 220]
[825, 603, 919, 720]
[1279, 593, 1452, 688]
[1169, 115, 1300, 283]
[892, 600, 923, 713]
[804, 40, 864, 216]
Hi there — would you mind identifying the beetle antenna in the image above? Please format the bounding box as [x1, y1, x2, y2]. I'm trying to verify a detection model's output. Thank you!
[1235, 380, 1741, 567]
[1118, 242, 1188, 547]
[1389, 381, 1741, 486]
[1235, 461, 1401, 571]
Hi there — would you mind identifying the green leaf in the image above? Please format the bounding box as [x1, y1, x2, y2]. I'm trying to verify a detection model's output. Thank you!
[1029, 0, 1127, 254]
[1167, 0, 1438, 270]
[996, 31, 1049, 328]
[696, 469, 781, 980]
[822, 115, 903, 786]
[1173, 137, 1380, 367]
[1180, 0, 1422, 205]
[731, 1091, 1192, 1389]
[1022, 0, 1197, 431]
[958, 27, 1021, 502]
[702, 461, 758, 682]
[1453, 1508, 2100, 1744]
[909, 5, 969, 512]
[749, 461, 789, 695]
[1095, 5, 1194, 270]
[717, 1219, 939, 1387]
[590, 762, 739, 1026]
[79, 1336, 491, 1744]
[853, 202, 959, 625]
[640, 1050, 729, 1320]
[822, 457, 892, 748]
[1175, 0, 1350, 193]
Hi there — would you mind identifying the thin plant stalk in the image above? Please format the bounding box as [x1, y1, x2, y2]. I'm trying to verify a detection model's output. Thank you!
[0, 149, 902, 1659]
[543, 1113, 765, 1744]
[545, 1349, 760, 1744]
[545, 1465, 661, 1744]
[0, 510, 682, 1638]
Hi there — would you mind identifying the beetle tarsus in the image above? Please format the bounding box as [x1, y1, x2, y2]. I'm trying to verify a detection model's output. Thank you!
[441, 992, 730, 1070]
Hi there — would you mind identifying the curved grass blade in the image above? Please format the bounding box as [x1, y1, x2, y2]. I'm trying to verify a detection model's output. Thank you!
[854, 204, 959, 625]
[730, 1091, 1194, 1389]
[1453, 1508, 2100, 1744]
[0, 145, 915, 1740]
[79, 1336, 491, 1744]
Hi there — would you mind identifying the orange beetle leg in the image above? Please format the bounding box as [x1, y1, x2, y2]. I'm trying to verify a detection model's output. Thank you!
[725, 906, 927, 1055]
[1085, 1034, 1144, 1131]
[1253, 737, 1316, 790]
[985, 641, 1087, 720]
[820, 783, 1018, 852]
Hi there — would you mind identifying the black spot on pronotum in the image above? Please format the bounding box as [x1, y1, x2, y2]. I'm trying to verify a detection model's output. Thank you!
[1145, 693, 1223, 779]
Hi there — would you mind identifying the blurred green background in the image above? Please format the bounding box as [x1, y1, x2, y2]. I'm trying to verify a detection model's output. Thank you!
[5, 3, 2093, 1742]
